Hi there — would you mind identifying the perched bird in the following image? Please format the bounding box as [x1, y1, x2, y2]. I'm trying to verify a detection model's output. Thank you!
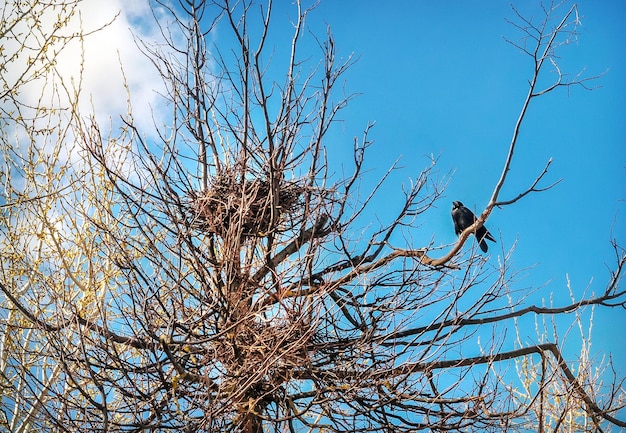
[451, 201, 496, 253]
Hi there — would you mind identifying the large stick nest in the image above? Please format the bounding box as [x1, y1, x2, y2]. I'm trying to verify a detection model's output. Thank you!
[190, 173, 303, 238]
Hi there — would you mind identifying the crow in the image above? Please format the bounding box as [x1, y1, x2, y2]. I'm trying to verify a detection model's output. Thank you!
[451, 201, 496, 253]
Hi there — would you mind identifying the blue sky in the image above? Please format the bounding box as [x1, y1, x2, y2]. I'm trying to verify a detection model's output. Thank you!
[44, 0, 624, 394]
[287, 1, 626, 371]
[103, 0, 624, 379]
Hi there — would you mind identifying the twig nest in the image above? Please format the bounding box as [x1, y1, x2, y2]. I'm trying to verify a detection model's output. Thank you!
[191, 174, 303, 237]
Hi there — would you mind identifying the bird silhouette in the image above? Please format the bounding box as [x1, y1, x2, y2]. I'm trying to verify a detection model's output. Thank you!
[451, 201, 496, 253]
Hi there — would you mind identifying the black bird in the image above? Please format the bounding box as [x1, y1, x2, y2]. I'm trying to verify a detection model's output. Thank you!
[451, 201, 496, 253]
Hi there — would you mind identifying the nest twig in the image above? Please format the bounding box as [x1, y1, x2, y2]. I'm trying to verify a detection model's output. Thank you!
[190, 173, 303, 238]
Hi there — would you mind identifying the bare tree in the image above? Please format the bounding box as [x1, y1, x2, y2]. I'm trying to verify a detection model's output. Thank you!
[513, 301, 625, 432]
[0, 1, 115, 431]
[1, 1, 624, 432]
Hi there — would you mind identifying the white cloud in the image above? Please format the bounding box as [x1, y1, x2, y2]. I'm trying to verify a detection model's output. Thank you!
[1, 0, 169, 161]
[1, 0, 176, 208]
[54, 0, 167, 132]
